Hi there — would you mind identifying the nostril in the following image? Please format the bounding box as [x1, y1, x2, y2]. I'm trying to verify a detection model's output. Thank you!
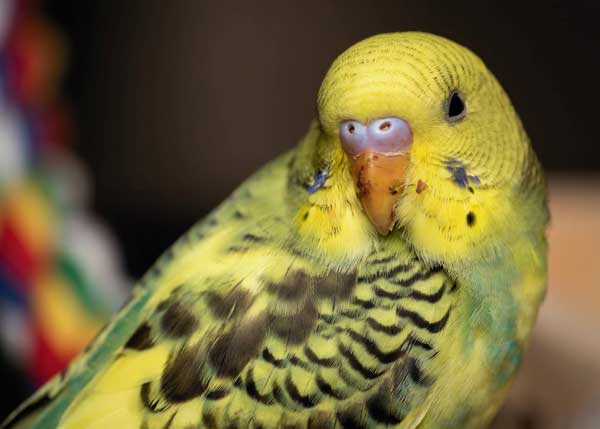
[340, 118, 412, 156]
[379, 121, 391, 132]
[339, 120, 367, 156]
[367, 117, 413, 154]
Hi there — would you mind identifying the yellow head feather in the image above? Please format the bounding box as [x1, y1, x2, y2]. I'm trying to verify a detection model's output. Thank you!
[294, 32, 547, 272]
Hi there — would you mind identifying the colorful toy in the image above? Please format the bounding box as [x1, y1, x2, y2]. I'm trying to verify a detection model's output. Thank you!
[0, 0, 128, 386]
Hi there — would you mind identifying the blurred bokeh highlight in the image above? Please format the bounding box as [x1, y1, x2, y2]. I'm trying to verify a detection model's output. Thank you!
[0, 0, 127, 397]
[0, 1, 598, 428]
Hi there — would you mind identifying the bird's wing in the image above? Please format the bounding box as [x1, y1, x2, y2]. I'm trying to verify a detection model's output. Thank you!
[1, 152, 291, 429]
[4, 153, 457, 429]
[62, 251, 455, 428]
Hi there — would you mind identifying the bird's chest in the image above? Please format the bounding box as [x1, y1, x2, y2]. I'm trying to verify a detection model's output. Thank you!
[424, 284, 523, 429]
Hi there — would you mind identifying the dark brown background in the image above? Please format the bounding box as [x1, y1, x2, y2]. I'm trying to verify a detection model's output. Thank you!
[43, 1, 600, 280]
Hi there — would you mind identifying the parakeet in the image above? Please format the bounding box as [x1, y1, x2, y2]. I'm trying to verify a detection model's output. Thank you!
[3, 32, 548, 429]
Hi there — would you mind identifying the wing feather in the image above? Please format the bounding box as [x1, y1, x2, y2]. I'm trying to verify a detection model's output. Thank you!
[58, 238, 455, 429]
[4, 152, 458, 429]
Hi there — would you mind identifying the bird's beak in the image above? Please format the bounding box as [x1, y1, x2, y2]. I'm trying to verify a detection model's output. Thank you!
[340, 117, 413, 236]
[350, 152, 410, 235]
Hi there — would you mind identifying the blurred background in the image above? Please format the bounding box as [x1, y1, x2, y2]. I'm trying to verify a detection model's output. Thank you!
[0, 1, 598, 428]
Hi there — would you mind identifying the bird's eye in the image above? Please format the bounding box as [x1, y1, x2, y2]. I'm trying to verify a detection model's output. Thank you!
[445, 90, 466, 123]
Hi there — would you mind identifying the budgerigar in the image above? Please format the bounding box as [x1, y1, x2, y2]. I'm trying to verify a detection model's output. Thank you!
[3, 32, 548, 429]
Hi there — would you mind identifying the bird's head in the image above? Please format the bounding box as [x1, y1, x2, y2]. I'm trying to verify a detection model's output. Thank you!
[292, 32, 547, 270]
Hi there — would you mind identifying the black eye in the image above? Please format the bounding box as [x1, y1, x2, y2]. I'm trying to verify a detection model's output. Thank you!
[445, 90, 466, 122]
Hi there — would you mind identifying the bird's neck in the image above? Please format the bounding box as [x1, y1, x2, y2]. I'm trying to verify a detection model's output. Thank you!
[455, 229, 547, 385]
